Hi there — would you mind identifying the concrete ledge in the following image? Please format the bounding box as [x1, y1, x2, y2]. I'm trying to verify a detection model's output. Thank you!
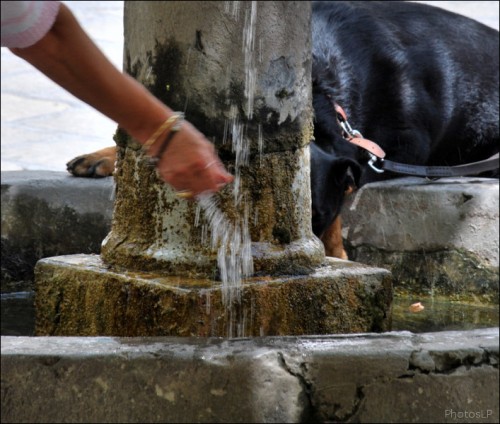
[2, 329, 498, 423]
[343, 177, 499, 302]
[1, 171, 114, 292]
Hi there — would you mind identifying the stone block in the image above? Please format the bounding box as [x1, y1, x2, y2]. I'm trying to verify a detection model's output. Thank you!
[343, 177, 499, 302]
[1, 171, 114, 292]
[34, 254, 392, 337]
[303, 329, 499, 423]
[1, 328, 498, 423]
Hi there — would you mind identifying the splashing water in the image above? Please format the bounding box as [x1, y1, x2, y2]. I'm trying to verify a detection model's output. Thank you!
[193, 1, 260, 318]
[243, 1, 257, 120]
[196, 194, 253, 307]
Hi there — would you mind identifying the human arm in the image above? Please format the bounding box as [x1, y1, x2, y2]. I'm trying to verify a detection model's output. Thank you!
[9, 3, 232, 196]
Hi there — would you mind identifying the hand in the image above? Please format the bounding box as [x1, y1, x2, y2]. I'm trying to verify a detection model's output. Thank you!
[150, 120, 234, 198]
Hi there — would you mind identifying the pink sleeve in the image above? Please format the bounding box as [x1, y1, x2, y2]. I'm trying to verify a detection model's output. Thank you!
[1, 1, 61, 48]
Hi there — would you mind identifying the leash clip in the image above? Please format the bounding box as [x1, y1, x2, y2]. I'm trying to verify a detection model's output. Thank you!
[368, 153, 385, 173]
[345, 126, 386, 174]
[341, 121, 386, 174]
[335, 103, 386, 173]
[339, 120, 355, 139]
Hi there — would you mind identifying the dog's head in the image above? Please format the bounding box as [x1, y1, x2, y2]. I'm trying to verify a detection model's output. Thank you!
[310, 142, 360, 238]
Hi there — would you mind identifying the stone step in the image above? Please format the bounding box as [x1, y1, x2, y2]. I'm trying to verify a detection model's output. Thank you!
[1, 171, 114, 292]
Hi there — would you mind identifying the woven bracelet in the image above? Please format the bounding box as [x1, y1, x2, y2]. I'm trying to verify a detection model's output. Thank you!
[142, 113, 184, 153]
[147, 113, 184, 165]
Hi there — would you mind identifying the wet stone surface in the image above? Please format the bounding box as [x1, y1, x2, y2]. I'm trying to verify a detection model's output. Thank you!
[34, 254, 392, 337]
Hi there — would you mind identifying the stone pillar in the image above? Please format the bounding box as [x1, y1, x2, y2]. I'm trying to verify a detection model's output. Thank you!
[100, 1, 324, 277]
[35, 1, 392, 337]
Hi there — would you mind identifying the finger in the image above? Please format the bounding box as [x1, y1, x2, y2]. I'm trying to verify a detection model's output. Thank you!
[189, 171, 228, 196]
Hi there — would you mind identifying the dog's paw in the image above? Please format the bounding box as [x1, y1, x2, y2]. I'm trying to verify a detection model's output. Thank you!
[331, 247, 349, 260]
[66, 146, 116, 178]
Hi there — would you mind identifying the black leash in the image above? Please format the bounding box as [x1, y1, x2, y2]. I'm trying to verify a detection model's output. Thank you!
[379, 153, 499, 177]
[334, 103, 499, 178]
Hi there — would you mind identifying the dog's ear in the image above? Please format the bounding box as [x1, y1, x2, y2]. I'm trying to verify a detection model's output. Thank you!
[330, 157, 361, 193]
[346, 159, 361, 192]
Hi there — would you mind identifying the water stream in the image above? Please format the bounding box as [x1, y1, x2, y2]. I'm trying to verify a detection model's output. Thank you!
[194, 1, 259, 319]
[195, 194, 253, 307]
[242, 1, 257, 120]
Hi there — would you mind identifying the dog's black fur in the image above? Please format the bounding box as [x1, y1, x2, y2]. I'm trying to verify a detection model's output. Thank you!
[65, 1, 499, 256]
[310, 1, 499, 239]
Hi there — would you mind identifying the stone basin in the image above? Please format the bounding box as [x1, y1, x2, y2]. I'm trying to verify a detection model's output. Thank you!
[1, 171, 498, 423]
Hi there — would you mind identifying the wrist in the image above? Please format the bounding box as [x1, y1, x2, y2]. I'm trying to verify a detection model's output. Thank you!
[143, 113, 184, 164]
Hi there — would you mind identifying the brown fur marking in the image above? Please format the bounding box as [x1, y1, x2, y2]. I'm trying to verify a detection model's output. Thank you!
[320, 215, 348, 259]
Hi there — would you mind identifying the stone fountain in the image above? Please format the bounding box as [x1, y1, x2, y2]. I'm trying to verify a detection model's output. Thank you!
[3, 3, 498, 422]
[35, 1, 391, 337]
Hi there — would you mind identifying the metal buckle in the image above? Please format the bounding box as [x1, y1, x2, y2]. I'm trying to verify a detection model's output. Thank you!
[368, 153, 384, 173]
[351, 129, 363, 138]
[337, 108, 385, 174]
[339, 120, 354, 139]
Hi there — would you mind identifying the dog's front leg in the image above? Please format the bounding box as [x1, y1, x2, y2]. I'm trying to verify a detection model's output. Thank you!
[320, 215, 348, 259]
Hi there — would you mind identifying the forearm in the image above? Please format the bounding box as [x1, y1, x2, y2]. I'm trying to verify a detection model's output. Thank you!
[9, 2, 233, 196]
[10, 3, 169, 145]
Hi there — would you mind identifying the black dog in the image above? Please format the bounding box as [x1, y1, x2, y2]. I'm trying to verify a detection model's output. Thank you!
[310, 1, 499, 256]
[67, 2, 498, 258]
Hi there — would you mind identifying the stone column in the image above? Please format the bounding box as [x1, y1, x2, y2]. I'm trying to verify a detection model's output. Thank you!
[100, 1, 324, 277]
[35, 1, 392, 337]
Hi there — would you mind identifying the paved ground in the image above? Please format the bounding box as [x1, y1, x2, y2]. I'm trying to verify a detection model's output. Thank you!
[1, 1, 124, 172]
[1, 1, 498, 172]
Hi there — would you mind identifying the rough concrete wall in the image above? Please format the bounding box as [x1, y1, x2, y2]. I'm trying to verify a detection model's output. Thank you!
[1, 329, 498, 423]
[1, 171, 114, 292]
[342, 177, 499, 302]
